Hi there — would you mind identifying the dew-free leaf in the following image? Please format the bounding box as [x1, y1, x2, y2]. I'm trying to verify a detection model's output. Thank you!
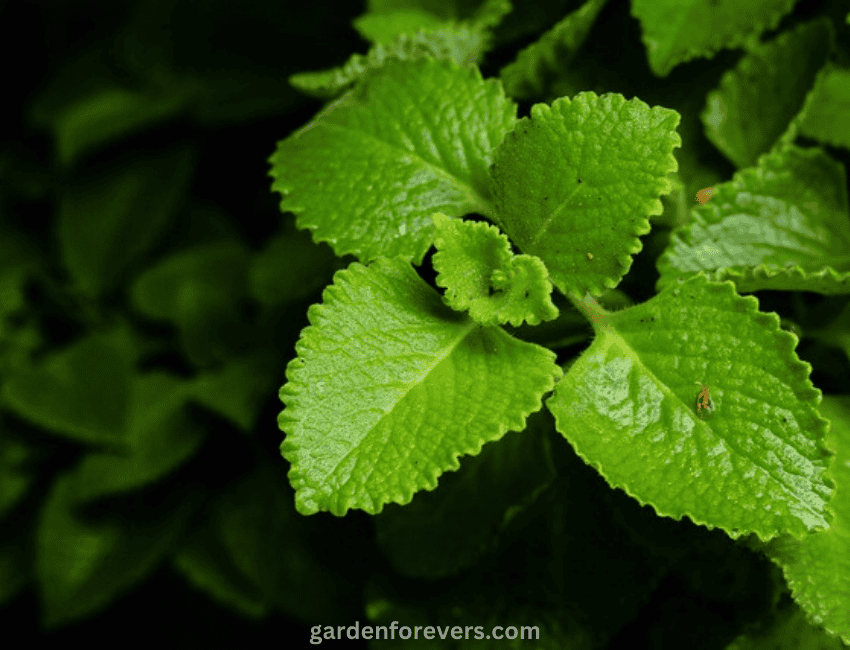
[490, 91, 680, 298]
[701, 19, 833, 169]
[546, 274, 834, 541]
[657, 146, 850, 295]
[278, 256, 561, 516]
[270, 58, 517, 265]
[431, 211, 558, 326]
[631, 0, 797, 77]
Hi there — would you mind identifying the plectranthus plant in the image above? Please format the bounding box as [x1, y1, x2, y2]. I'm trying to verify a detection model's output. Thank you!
[268, 0, 850, 643]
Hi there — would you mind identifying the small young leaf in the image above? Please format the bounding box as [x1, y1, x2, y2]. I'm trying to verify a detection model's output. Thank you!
[431, 212, 558, 326]
[490, 91, 680, 299]
[657, 146, 850, 295]
[278, 256, 562, 516]
[546, 275, 834, 542]
[271, 58, 517, 265]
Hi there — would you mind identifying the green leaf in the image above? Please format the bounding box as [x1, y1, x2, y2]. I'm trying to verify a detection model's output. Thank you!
[37, 474, 199, 629]
[58, 146, 196, 297]
[189, 350, 281, 432]
[631, 0, 797, 77]
[1, 335, 133, 447]
[499, 0, 608, 101]
[353, 9, 449, 44]
[172, 504, 268, 619]
[131, 241, 253, 368]
[799, 63, 850, 151]
[289, 24, 490, 100]
[490, 91, 680, 298]
[374, 410, 556, 578]
[0, 429, 36, 521]
[701, 19, 833, 169]
[64, 372, 207, 505]
[546, 275, 834, 542]
[279, 256, 562, 516]
[431, 212, 558, 326]
[52, 86, 196, 167]
[215, 453, 360, 621]
[657, 146, 850, 295]
[753, 396, 850, 645]
[727, 603, 849, 649]
[271, 58, 517, 265]
[249, 224, 343, 307]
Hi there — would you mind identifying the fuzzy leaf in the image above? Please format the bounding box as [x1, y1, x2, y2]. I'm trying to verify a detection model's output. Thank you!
[271, 58, 517, 265]
[631, 0, 797, 77]
[490, 91, 680, 298]
[546, 275, 834, 542]
[657, 146, 850, 295]
[278, 256, 562, 516]
[701, 19, 833, 169]
[431, 212, 558, 326]
[499, 0, 608, 100]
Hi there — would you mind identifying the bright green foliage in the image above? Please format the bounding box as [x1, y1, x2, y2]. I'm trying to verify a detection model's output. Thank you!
[58, 147, 196, 297]
[631, 0, 797, 77]
[751, 396, 850, 644]
[271, 59, 517, 265]
[499, 0, 607, 100]
[546, 274, 834, 542]
[701, 19, 833, 169]
[657, 146, 850, 294]
[353, 9, 449, 44]
[800, 64, 850, 151]
[291, 0, 511, 99]
[431, 212, 558, 326]
[278, 256, 561, 515]
[490, 92, 680, 298]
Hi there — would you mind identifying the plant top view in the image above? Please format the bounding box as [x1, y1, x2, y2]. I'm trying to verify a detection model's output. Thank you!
[1, 0, 850, 647]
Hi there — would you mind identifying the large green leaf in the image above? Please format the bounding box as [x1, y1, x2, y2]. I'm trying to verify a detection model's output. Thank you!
[279, 256, 562, 516]
[657, 146, 850, 295]
[270, 58, 517, 265]
[546, 274, 834, 541]
[631, 0, 797, 77]
[701, 19, 833, 169]
[490, 91, 680, 298]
